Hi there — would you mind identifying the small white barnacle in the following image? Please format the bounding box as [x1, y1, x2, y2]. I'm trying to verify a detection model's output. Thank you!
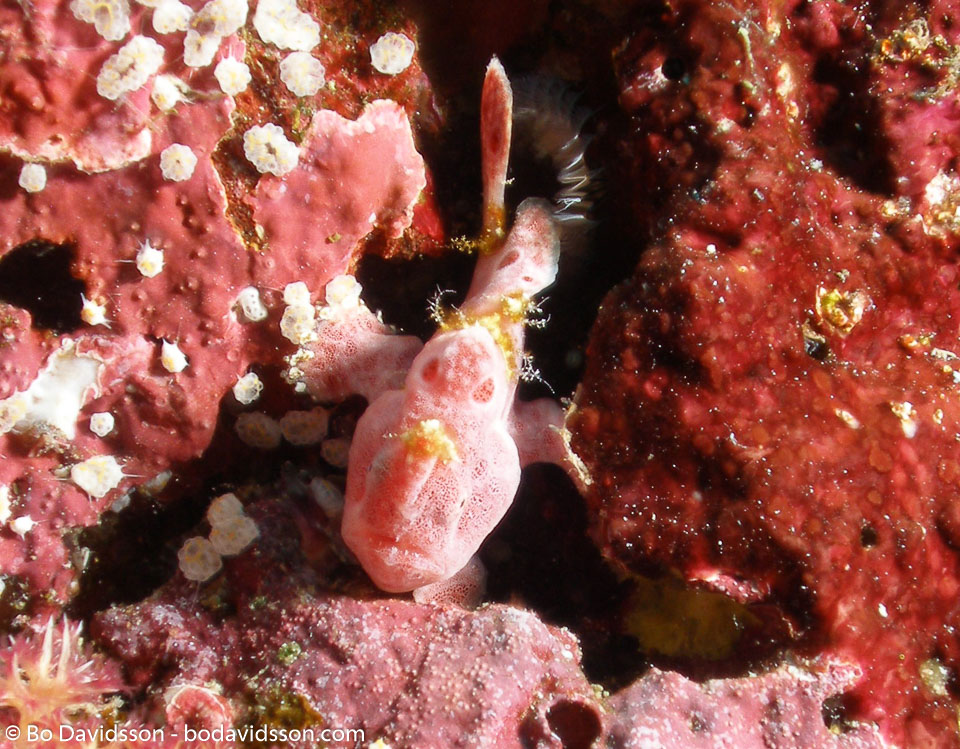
[183, 0, 248, 67]
[279, 407, 328, 445]
[136, 240, 164, 278]
[283, 281, 311, 306]
[151, 74, 187, 111]
[214, 57, 252, 96]
[242, 123, 299, 176]
[152, 0, 192, 33]
[80, 294, 109, 327]
[324, 274, 362, 308]
[209, 514, 259, 556]
[232, 372, 263, 404]
[96, 36, 166, 101]
[160, 143, 198, 182]
[70, 455, 124, 498]
[194, 0, 247, 37]
[177, 536, 222, 581]
[70, 0, 131, 41]
[184, 30, 222, 67]
[160, 339, 189, 373]
[253, 0, 319, 51]
[235, 411, 282, 449]
[279, 51, 325, 96]
[206, 492, 245, 526]
[235, 286, 268, 322]
[370, 32, 415, 75]
[18, 163, 46, 193]
[10, 515, 36, 537]
[89, 412, 115, 437]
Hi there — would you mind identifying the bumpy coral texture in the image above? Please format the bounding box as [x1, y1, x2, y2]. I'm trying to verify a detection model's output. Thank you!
[92, 495, 602, 749]
[572, 0, 960, 743]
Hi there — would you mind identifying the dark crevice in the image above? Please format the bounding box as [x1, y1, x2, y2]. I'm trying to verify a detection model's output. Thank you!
[355, 252, 475, 340]
[0, 239, 84, 332]
[811, 55, 895, 195]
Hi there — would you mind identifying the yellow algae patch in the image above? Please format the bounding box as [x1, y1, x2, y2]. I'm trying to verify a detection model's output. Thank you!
[436, 293, 539, 379]
[399, 419, 459, 464]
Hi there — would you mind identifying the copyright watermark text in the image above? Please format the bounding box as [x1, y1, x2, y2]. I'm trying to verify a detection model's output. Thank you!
[5, 723, 365, 745]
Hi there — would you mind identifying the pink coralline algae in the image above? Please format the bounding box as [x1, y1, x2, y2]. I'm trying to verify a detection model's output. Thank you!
[0, 0, 430, 614]
[606, 662, 884, 749]
[571, 0, 960, 744]
[247, 99, 428, 291]
[92, 495, 604, 749]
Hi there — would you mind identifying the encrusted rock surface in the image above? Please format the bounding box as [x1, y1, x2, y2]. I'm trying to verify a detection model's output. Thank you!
[572, 0, 960, 743]
[92, 495, 604, 748]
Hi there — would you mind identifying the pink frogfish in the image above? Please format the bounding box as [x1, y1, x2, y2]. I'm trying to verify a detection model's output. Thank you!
[298, 59, 586, 604]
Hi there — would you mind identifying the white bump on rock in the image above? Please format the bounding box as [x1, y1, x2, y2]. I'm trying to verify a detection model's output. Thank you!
[370, 32, 415, 75]
[18, 163, 46, 193]
[71, 455, 124, 498]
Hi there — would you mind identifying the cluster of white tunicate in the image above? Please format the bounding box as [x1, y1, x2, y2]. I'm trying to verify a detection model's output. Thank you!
[153, 0, 192, 33]
[160, 340, 189, 373]
[160, 144, 198, 181]
[235, 411, 282, 448]
[326, 274, 362, 307]
[317, 274, 364, 322]
[136, 240, 164, 277]
[279, 52, 325, 96]
[183, 0, 248, 66]
[151, 74, 187, 111]
[71, 455, 124, 498]
[309, 476, 343, 517]
[280, 304, 316, 344]
[89, 412, 115, 436]
[242, 123, 299, 175]
[97, 36, 165, 101]
[280, 281, 317, 344]
[210, 514, 260, 555]
[320, 437, 350, 468]
[235, 286, 268, 322]
[177, 494, 259, 581]
[369, 32, 415, 75]
[71, 0, 131, 40]
[253, 0, 319, 51]
[80, 295, 109, 326]
[232, 372, 263, 404]
[207, 492, 244, 524]
[177, 537, 222, 581]
[279, 407, 328, 445]
[18, 163, 46, 193]
[205, 492, 259, 555]
[214, 57, 252, 96]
